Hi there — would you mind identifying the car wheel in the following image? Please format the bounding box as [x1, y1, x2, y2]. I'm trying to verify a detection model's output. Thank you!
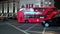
[25, 20, 29, 23]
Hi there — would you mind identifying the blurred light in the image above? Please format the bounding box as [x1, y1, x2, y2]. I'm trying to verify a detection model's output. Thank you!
[49, 2, 51, 4]
[45, 2, 51, 4]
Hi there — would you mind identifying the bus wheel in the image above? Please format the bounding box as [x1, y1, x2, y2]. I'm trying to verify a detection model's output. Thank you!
[25, 20, 29, 24]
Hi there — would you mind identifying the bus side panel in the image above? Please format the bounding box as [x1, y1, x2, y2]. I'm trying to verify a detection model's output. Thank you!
[28, 18, 44, 23]
[44, 10, 58, 20]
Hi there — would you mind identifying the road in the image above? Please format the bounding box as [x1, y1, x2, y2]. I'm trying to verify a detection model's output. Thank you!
[0, 19, 60, 34]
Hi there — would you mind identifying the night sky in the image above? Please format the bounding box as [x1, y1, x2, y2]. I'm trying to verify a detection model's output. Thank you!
[0, 0, 7, 1]
[54, 0, 60, 9]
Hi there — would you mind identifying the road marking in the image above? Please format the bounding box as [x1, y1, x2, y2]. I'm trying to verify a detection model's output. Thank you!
[27, 31, 42, 33]
[7, 23, 29, 34]
[42, 27, 46, 34]
[25, 24, 38, 31]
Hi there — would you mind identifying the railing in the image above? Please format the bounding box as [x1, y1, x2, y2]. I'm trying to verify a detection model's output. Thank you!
[0, 13, 17, 20]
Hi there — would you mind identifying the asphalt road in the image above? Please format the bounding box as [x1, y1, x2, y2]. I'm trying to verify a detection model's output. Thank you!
[0, 19, 60, 34]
